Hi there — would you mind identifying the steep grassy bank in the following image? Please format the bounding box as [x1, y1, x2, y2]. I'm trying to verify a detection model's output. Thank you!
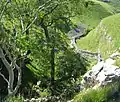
[74, 81, 120, 102]
[72, 0, 120, 29]
[77, 13, 120, 59]
[72, 0, 117, 28]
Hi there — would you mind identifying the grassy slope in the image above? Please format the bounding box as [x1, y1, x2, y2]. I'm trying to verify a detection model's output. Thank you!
[74, 82, 120, 102]
[103, 0, 120, 13]
[77, 13, 120, 59]
[72, 0, 115, 28]
[73, 1, 120, 102]
[72, 0, 120, 28]
[74, 0, 120, 59]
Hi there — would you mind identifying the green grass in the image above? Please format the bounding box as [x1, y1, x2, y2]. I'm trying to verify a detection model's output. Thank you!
[72, 0, 120, 29]
[72, 0, 116, 28]
[105, 0, 120, 13]
[115, 58, 120, 67]
[88, 0, 115, 14]
[72, 5, 111, 28]
[77, 13, 120, 59]
[74, 82, 120, 102]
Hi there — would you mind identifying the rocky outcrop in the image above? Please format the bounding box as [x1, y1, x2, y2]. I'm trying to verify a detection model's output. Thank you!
[68, 24, 87, 38]
[81, 51, 120, 88]
[68, 24, 87, 48]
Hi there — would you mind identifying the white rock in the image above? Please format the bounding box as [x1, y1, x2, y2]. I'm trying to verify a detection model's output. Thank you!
[92, 61, 104, 71]
[96, 71, 106, 84]
[31, 98, 36, 102]
[105, 58, 116, 65]
[35, 98, 40, 102]
[24, 99, 29, 102]
[110, 51, 120, 58]
[81, 53, 120, 88]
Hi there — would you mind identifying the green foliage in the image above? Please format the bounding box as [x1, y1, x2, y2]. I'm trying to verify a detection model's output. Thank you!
[0, 0, 120, 101]
[0, 0, 87, 99]
[114, 54, 120, 67]
[5, 96, 24, 102]
[56, 50, 88, 81]
[52, 49, 88, 98]
[74, 82, 120, 102]
[30, 48, 88, 98]
[115, 58, 120, 67]
[74, 89, 108, 102]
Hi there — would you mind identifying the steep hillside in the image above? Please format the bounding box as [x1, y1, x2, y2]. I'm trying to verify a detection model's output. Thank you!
[77, 13, 120, 59]
[103, 0, 120, 12]
[74, 82, 120, 102]
[72, 0, 120, 28]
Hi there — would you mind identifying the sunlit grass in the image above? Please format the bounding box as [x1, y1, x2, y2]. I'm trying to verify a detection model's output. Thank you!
[77, 13, 120, 59]
[74, 81, 120, 102]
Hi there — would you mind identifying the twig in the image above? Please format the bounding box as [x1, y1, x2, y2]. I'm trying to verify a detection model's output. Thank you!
[20, 16, 24, 32]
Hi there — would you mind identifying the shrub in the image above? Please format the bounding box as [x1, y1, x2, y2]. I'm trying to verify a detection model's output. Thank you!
[4, 96, 24, 102]
[74, 82, 120, 102]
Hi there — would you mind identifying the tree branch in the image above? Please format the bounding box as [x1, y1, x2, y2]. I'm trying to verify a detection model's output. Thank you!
[47, 16, 71, 27]
[43, 4, 58, 19]
[0, 1, 10, 21]
[0, 47, 14, 94]
[22, 0, 54, 34]
[34, 0, 52, 14]
[40, 4, 59, 29]
[0, 47, 11, 71]
[0, 71, 9, 84]
[22, 16, 37, 34]
[13, 64, 21, 95]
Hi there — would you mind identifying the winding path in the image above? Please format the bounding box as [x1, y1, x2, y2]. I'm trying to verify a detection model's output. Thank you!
[69, 26, 103, 62]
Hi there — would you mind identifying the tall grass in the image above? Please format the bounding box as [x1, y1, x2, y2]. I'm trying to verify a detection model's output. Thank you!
[74, 82, 120, 102]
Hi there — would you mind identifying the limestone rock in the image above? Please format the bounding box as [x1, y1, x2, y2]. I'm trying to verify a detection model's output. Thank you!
[105, 58, 116, 65]
[81, 51, 120, 88]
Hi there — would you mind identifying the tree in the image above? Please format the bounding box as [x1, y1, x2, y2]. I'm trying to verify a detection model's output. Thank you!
[0, 0, 86, 97]
[0, 47, 21, 96]
[33, 0, 85, 95]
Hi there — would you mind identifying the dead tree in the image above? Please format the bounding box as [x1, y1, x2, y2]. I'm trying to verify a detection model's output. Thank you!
[0, 47, 22, 96]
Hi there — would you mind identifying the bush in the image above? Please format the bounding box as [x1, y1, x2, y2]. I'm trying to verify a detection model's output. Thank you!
[4, 96, 24, 102]
[74, 82, 120, 102]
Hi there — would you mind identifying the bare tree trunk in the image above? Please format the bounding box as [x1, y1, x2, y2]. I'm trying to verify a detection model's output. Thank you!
[0, 47, 22, 96]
